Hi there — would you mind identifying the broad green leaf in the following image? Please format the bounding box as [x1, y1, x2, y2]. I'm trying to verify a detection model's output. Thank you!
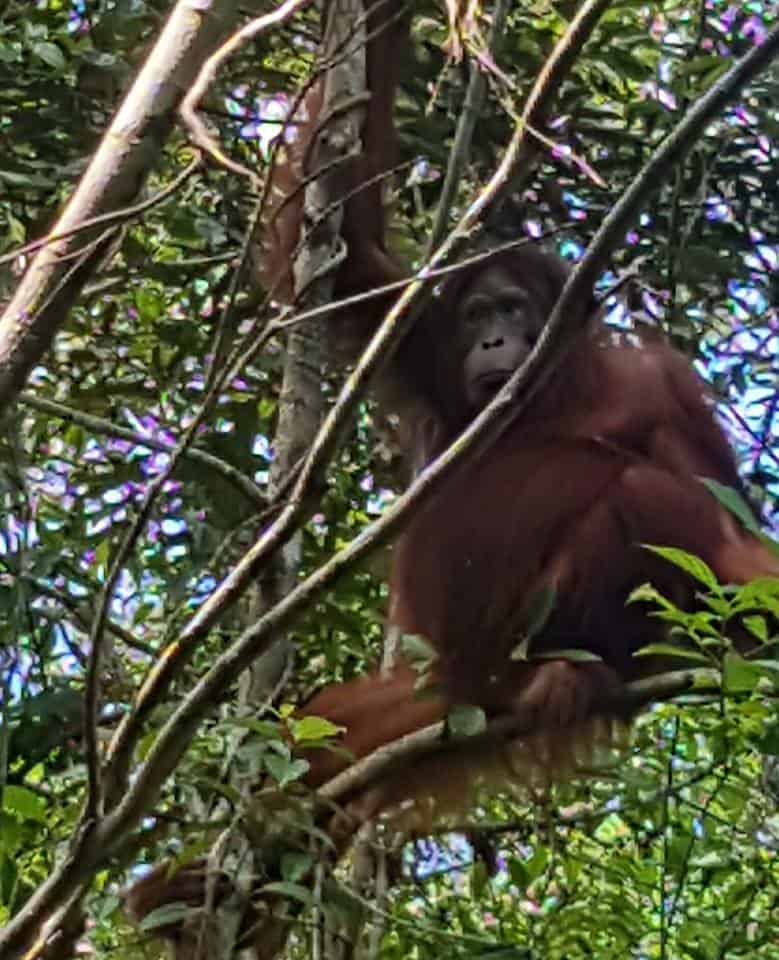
[401, 633, 437, 663]
[723, 653, 764, 693]
[140, 902, 191, 932]
[642, 545, 719, 591]
[628, 583, 677, 610]
[523, 846, 549, 882]
[742, 615, 768, 642]
[447, 703, 486, 737]
[759, 724, 779, 757]
[32, 42, 65, 70]
[291, 715, 343, 744]
[700, 478, 761, 534]
[281, 851, 314, 884]
[633, 643, 709, 663]
[3, 786, 47, 823]
[265, 755, 309, 787]
[259, 881, 314, 906]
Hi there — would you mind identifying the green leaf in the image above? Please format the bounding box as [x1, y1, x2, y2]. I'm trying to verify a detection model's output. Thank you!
[0, 41, 21, 65]
[281, 852, 314, 884]
[642, 545, 719, 591]
[0, 813, 22, 854]
[32, 42, 65, 70]
[259, 881, 314, 906]
[628, 583, 676, 610]
[682, 55, 731, 76]
[290, 715, 343, 744]
[3, 786, 47, 823]
[447, 703, 486, 737]
[510, 635, 530, 661]
[135, 289, 164, 322]
[132, 602, 156, 627]
[139, 902, 191, 932]
[508, 857, 527, 887]
[231, 718, 282, 739]
[535, 648, 603, 663]
[471, 860, 488, 899]
[523, 846, 549, 882]
[700, 479, 761, 535]
[401, 633, 437, 664]
[633, 643, 709, 663]
[759, 723, 779, 757]
[522, 586, 556, 639]
[93, 539, 110, 579]
[742, 615, 768, 642]
[736, 577, 779, 616]
[723, 653, 763, 693]
[753, 660, 779, 675]
[266, 738, 291, 758]
[194, 778, 241, 805]
[264, 755, 309, 787]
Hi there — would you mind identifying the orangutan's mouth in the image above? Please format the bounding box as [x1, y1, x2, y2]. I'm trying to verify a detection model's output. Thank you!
[476, 371, 512, 393]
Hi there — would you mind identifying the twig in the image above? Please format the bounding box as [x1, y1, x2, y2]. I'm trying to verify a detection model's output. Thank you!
[180, 0, 315, 181]
[427, 0, 514, 253]
[27, 578, 154, 657]
[0, 159, 201, 268]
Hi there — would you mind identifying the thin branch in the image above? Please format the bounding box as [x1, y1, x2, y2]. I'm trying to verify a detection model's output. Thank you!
[274, 231, 565, 331]
[319, 669, 716, 805]
[28, 578, 154, 657]
[0, 159, 202, 269]
[180, 0, 315, 181]
[426, 0, 511, 253]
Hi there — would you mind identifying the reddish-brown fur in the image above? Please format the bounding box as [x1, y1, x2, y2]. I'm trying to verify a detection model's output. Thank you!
[127, 0, 779, 947]
[301, 280, 779, 814]
[257, 0, 409, 305]
[391, 292, 779, 721]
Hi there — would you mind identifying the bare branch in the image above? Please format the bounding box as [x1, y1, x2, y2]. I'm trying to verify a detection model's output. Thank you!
[180, 0, 315, 181]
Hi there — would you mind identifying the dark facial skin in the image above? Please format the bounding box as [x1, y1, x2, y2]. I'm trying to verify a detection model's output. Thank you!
[458, 264, 546, 412]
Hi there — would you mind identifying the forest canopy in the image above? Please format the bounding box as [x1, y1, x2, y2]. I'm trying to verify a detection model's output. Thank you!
[0, 1, 778, 959]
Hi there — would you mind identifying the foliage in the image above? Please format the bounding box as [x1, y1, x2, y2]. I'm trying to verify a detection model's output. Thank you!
[0, 0, 777, 958]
